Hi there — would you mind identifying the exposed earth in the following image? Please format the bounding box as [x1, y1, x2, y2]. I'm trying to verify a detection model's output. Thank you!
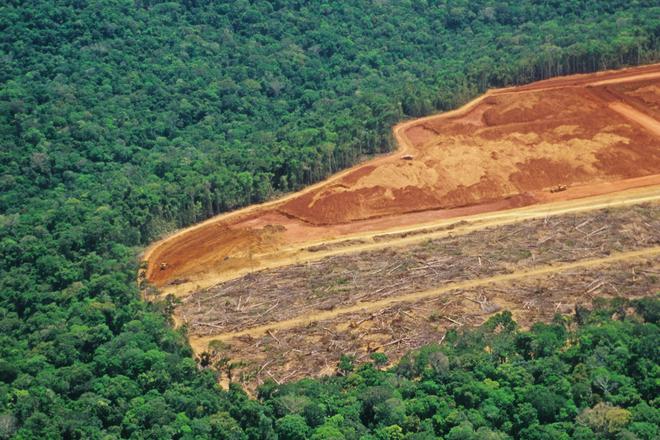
[141, 65, 660, 390]
[179, 203, 660, 390]
[144, 64, 660, 295]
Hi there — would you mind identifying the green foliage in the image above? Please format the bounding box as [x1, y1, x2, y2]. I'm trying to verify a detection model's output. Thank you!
[338, 355, 355, 376]
[310, 415, 347, 440]
[275, 414, 310, 440]
[1, 0, 658, 437]
[261, 301, 660, 439]
[371, 352, 388, 368]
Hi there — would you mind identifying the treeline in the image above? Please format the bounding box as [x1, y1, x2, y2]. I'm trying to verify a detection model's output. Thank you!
[0, 0, 659, 438]
[2, 1, 659, 241]
[258, 298, 660, 440]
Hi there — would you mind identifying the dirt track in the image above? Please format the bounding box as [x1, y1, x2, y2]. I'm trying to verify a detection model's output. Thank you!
[144, 64, 660, 296]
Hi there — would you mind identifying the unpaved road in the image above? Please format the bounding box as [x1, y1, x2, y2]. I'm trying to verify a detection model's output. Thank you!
[608, 102, 660, 137]
[144, 64, 660, 297]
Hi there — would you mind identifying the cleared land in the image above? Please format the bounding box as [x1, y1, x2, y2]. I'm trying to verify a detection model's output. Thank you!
[181, 204, 659, 337]
[198, 256, 658, 387]
[144, 64, 660, 295]
[207, 257, 659, 387]
[140, 65, 660, 390]
[183, 203, 659, 389]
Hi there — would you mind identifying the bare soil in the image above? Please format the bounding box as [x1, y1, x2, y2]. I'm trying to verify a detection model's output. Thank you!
[179, 203, 660, 390]
[144, 65, 660, 295]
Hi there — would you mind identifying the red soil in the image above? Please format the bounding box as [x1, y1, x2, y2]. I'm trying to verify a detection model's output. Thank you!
[145, 64, 660, 290]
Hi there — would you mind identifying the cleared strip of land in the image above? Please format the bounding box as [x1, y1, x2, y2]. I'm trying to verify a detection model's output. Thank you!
[151, 185, 660, 296]
[180, 202, 660, 389]
[144, 64, 660, 296]
[190, 246, 660, 344]
[196, 254, 659, 388]
[181, 203, 660, 338]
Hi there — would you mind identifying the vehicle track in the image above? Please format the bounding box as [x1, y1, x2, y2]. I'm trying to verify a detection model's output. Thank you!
[608, 102, 660, 137]
[190, 246, 660, 345]
[584, 82, 660, 136]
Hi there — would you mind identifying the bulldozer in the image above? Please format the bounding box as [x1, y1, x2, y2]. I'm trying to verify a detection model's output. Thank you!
[550, 184, 567, 193]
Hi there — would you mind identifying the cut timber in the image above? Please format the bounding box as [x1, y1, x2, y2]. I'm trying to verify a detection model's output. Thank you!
[190, 246, 660, 342]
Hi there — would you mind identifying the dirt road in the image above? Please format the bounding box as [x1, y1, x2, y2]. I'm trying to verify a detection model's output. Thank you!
[608, 102, 660, 137]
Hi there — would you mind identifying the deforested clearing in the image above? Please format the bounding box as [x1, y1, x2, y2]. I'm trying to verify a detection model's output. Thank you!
[140, 65, 660, 391]
[180, 203, 660, 390]
[145, 64, 660, 295]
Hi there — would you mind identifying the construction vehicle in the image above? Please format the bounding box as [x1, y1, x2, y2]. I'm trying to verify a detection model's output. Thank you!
[550, 184, 567, 193]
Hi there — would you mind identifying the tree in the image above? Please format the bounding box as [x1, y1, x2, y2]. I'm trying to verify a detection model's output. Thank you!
[0, 413, 17, 440]
[375, 424, 404, 440]
[577, 403, 632, 437]
[338, 355, 355, 376]
[526, 386, 566, 424]
[276, 414, 310, 440]
[310, 415, 346, 440]
[208, 412, 247, 440]
[371, 352, 388, 368]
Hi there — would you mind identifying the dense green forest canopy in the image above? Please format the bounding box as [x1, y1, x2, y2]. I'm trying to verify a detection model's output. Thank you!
[2, 0, 659, 238]
[257, 298, 660, 440]
[0, 0, 658, 438]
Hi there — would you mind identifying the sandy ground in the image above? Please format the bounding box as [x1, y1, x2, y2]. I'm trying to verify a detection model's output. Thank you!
[143, 64, 660, 296]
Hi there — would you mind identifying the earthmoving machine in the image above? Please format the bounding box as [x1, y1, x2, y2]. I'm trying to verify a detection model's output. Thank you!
[550, 184, 567, 193]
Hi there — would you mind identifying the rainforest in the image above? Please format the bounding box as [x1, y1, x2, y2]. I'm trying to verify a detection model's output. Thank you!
[1, 1, 659, 439]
